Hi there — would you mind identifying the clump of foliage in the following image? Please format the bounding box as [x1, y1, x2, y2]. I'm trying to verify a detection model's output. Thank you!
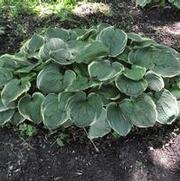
[136, 0, 180, 8]
[0, 24, 180, 139]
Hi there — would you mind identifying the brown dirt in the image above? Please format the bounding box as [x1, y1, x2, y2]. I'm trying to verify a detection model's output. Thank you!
[0, 0, 180, 180]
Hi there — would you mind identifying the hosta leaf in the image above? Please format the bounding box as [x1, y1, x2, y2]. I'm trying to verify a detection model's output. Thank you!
[136, 0, 152, 7]
[18, 92, 45, 124]
[10, 111, 25, 126]
[115, 75, 148, 97]
[21, 34, 44, 54]
[0, 98, 16, 112]
[41, 92, 73, 129]
[0, 109, 15, 126]
[67, 75, 99, 92]
[97, 26, 127, 57]
[39, 38, 67, 61]
[1, 79, 31, 106]
[127, 32, 153, 43]
[88, 108, 111, 139]
[88, 60, 124, 81]
[46, 28, 69, 41]
[129, 46, 180, 77]
[123, 65, 146, 81]
[67, 92, 103, 127]
[121, 94, 157, 127]
[0, 68, 13, 89]
[107, 102, 132, 136]
[171, 89, 180, 100]
[145, 71, 164, 91]
[75, 41, 109, 64]
[37, 64, 76, 94]
[155, 89, 179, 124]
[0, 54, 17, 71]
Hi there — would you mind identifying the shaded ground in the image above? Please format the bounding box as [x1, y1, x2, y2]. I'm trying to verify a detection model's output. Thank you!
[0, 0, 180, 180]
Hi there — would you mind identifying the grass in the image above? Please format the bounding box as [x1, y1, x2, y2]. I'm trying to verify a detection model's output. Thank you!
[0, 0, 79, 18]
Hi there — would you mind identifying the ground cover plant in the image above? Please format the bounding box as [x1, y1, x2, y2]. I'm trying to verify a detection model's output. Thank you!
[0, 24, 180, 139]
[136, 0, 180, 8]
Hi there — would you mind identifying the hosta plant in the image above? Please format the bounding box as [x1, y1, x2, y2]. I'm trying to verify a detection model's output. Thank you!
[0, 24, 180, 139]
[136, 0, 180, 9]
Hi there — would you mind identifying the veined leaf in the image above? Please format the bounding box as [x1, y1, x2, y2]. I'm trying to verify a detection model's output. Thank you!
[1, 79, 31, 106]
[88, 60, 124, 81]
[18, 92, 45, 124]
[155, 89, 179, 124]
[41, 92, 73, 129]
[107, 102, 132, 136]
[115, 75, 148, 97]
[97, 26, 127, 57]
[88, 108, 111, 139]
[67, 92, 103, 127]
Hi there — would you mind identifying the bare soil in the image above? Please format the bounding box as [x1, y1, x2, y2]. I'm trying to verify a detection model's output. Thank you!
[0, 0, 180, 180]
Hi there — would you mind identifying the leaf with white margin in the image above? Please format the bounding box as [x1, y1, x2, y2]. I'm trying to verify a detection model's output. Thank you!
[10, 111, 25, 126]
[0, 68, 13, 89]
[41, 92, 73, 130]
[0, 98, 16, 112]
[67, 75, 99, 92]
[18, 92, 45, 124]
[96, 26, 127, 57]
[115, 75, 148, 97]
[123, 65, 146, 81]
[39, 38, 67, 61]
[88, 108, 111, 139]
[155, 89, 179, 124]
[88, 60, 124, 81]
[171, 89, 180, 100]
[75, 41, 109, 64]
[1, 79, 31, 106]
[0, 109, 15, 126]
[145, 71, 164, 91]
[121, 94, 157, 127]
[37, 64, 76, 94]
[128, 46, 180, 77]
[107, 102, 132, 136]
[67, 91, 103, 127]
[46, 28, 69, 41]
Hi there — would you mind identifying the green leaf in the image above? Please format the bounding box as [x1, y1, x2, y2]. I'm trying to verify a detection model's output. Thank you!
[46, 28, 69, 41]
[0, 54, 17, 71]
[41, 92, 73, 129]
[21, 34, 44, 55]
[0, 98, 16, 112]
[88, 60, 124, 81]
[67, 92, 103, 127]
[1, 79, 31, 106]
[10, 110, 25, 126]
[0, 68, 13, 89]
[171, 89, 180, 100]
[177, 101, 180, 118]
[0, 109, 15, 126]
[136, 0, 152, 7]
[97, 26, 127, 57]
[88, 108, 111, 139]
[75, 41, 109, 64]
[18, 92, 45, 124]
[37, 64, 76, 94]
[115, 75, 148, 97]
[107, 102, 132, 136]
[155, 89, 179, 124]
[123, 65, 146, 81]
[67, 75, 99, 92]
[145, 71, 164, 91]
[39, 38, 67, 61]
[120, 94, 157, 127]
[129, 46, 180, 77]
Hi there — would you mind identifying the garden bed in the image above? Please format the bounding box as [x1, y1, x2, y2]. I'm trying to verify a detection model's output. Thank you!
[0, 0, 180, 180]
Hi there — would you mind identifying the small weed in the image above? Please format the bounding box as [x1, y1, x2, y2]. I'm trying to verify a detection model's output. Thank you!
[19, 123, 37, 138]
